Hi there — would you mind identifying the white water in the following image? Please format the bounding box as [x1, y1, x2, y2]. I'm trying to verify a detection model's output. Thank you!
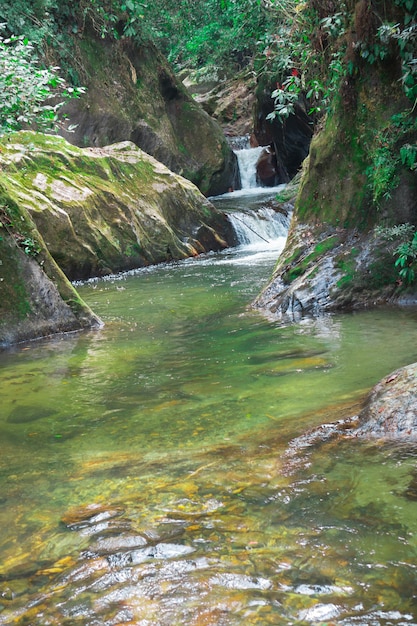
[235, 146, 264, 189]
[211, 144, 291, 253]
[226, 207, 289, 248]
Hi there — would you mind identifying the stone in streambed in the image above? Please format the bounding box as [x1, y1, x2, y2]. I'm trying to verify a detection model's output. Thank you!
[354, 362, 417, 439]
[6, 406, 56, 424]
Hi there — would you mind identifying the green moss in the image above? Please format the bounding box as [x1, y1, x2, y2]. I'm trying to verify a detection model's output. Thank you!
[336, 247, 359, 288]
[367, 253, 399, 288]
[125, 242, 142, 257]
[297, 64, 416, 230]
[283, 235, 340, 284]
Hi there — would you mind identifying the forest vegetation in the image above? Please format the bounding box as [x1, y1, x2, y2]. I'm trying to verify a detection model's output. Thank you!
[0, 0, 416, 289]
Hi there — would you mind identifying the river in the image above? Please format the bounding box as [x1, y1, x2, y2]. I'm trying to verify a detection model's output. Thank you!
[1, 157, 417, 624]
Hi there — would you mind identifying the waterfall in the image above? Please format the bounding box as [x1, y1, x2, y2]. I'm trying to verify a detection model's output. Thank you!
[235, 146, 265, 189]
[211, 138, 291, 250]
[227, 207, 290, 247]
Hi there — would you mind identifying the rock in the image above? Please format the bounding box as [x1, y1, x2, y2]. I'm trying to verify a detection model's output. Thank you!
[354, 363, 417, 439]
[59, 38, 238, 196]
[193, 72, 256, 138]
[253, 219, 417, 323]
[0, 132, 234, 281]
[253, 89, 313, 181]
[0, 232, 101, 349]
[253, 0, 417, 321]
[256, 144, 289, 187]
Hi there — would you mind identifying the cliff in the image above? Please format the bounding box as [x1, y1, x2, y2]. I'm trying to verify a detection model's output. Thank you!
[59, 37, 238, 196]
[254, 1, 417, 321]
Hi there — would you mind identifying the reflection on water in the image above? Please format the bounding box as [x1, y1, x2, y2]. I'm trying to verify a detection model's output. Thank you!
[1, 241, 417, 624]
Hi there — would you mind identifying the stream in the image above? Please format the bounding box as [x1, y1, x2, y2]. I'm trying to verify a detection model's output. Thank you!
[1, 149, 417, 625]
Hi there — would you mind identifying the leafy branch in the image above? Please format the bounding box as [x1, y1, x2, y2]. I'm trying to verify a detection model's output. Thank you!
[0, 26, 84, 136]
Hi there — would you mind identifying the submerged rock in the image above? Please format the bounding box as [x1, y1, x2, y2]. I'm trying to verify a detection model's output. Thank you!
[283, 364, 417, 453]
[0, 132, 233, 281]
[354, 363, 417, 439]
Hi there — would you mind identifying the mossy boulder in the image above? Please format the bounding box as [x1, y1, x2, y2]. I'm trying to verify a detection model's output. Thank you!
[59, 38, 238, 196]
[0, 219, 101, 349]
[0, 132, 233, 282]
[254, 6, 417, 322]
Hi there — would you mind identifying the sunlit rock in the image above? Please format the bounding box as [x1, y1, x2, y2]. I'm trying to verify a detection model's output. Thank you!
[0, 132, 233, 282]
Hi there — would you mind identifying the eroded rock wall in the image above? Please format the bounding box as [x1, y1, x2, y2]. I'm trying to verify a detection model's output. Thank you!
[59, 38, 238, 196]
[0, 217, 101, 349]
[254, 3, 417, 321]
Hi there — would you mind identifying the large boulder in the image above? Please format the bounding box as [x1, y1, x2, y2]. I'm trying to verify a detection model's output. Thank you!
[0, 218, 101, 349]
[354, 363, 417, 439]
[59, 38, 238, 196]
[0, 132, 233, 282]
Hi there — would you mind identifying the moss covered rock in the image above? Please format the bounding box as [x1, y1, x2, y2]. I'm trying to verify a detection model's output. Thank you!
[254, 1, 417, 321]
[0, 223, 101, 349]
[0, 132, 232, 281]
[59, 38, 238, 196]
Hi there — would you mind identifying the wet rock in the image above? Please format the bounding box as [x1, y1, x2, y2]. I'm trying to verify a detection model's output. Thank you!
[354, 363, 417, 439]
[90, 535, 148, 555]
[6, 407, 56, 424]
[253, 221, 415, 323]
[61, 503, 123, 528]
[0, 233, 101, 348]
[210, 573, 271, 590]
[253, 91, 313, 181]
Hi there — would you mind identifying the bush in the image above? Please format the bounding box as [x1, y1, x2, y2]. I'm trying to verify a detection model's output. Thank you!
[0, 28, 84, 135]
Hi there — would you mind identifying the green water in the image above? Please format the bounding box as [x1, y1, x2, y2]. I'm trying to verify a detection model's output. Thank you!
[1, 243, 417, 625]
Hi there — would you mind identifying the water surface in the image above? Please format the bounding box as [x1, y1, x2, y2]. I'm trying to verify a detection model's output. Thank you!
[1, 233, 417, 625]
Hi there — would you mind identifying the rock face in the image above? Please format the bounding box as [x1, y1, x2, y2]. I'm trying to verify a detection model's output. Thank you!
[254, 20, 417, 322]
[253, 219, 407, 322]
[60, 38, 238, 196]
[354, 363, 417, 439]
[0, 226, 101, 349]
[253, 88, 313, 181]
[0, 132, 233, 282]
[191, 72, 256, 138]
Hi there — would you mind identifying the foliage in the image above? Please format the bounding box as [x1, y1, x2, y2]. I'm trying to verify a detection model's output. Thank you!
[0, 28, 84, 135]
[363, 112, 417, 206]
[0, 203, 41, 256]
[139, 0, 272, 73]
[400, 142, 417, 169]
[0, 0, 272, 76]
[395, 230, 417, 285]
[375, 223, 417, 286]
[261, 0, 416, 125]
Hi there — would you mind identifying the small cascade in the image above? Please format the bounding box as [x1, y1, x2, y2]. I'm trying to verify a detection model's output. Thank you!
[227, 207, 290, 247]
[235, 146, 264, 189]
[211, 137, 291, 250]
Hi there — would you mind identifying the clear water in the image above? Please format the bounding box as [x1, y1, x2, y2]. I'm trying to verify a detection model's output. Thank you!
[1, 227, 417, 624]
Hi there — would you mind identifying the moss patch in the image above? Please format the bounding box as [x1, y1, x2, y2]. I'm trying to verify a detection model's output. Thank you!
[283, 235, 340, 284]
